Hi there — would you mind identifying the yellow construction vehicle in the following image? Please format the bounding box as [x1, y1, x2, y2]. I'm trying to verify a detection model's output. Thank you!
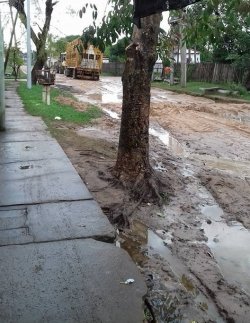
[65, 38, 103, 80]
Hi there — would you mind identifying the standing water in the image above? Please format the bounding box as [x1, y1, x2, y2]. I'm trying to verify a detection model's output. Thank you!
[118, 220, 224, 322]
[201, 205, 250, 296]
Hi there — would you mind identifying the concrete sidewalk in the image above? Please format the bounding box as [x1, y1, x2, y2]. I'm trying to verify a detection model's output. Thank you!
[0, 83, 146, 322]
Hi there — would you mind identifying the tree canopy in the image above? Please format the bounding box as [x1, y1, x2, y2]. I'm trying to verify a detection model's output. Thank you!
[184, 0, 250, 67]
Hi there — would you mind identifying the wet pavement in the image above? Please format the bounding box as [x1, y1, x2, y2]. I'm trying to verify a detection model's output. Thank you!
[0, 83, 147, 322]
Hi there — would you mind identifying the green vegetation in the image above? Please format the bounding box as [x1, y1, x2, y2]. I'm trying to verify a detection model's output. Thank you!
[17, 82, 102, 123]
[4, 46, 26, 80]
[152, 81, 250, 102]
[5, 66, 27, 80]
[184, 0, 250, 68]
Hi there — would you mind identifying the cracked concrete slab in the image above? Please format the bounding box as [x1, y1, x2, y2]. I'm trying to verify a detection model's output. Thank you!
[0, 131, 54, 142]
[0, 200, 115, 246]
[0, 239, 147, 323]
[0, 158, 92, 206]
[5, 119, 48, 132]
[0, 140, 66, 164]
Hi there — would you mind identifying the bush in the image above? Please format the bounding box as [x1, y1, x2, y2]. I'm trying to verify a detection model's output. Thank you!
[228, 83, 247, 95]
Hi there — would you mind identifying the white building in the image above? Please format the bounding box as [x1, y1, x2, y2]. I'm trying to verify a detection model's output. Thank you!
[173, 48, 201, 64]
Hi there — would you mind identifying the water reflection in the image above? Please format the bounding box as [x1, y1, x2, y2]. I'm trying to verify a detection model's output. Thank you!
[149, 127, 186, 156]
[119, 220, 223, 322]
[201, 205, 250, 295]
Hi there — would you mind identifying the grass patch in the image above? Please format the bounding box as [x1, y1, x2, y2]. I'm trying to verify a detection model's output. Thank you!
[17, 82, 102, 124]
[152, 81, 250, 102]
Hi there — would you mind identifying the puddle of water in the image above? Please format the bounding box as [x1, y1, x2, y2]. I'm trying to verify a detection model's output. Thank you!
[119, 220, 223, 322]
[201, 205, 250, 295]
[201, 205, 223, 222]
[74, 93, 98, 105]
[193, 154, 250, 178]
[102, 92, 121, 104]
[223, 113, 250, 124]
[149, 127, 186, 157]
[101, 83, 122, 104]
[103, 108, 120, 120]
[73, 89, 122, 105]
[181, 164, 195, 178]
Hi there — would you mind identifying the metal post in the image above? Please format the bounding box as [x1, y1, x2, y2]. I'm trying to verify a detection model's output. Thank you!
[0, 11, 5, 131]
[26, 0, 32, 89]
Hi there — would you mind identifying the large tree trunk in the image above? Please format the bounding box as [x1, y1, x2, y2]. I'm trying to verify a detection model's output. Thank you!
[114, 13, 162, 200]
[11, 0, 56, 84]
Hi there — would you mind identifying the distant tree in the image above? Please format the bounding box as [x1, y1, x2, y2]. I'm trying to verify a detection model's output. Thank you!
[109, 38, 130, 62]
[184, 0, 250, 67]
[8, 46, 24, 80]
[10, 0, 57, 84]
[46, 34, 81, 60]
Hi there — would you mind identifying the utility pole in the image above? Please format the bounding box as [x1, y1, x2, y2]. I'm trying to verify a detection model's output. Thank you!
[26, 0, 32, 89]
[0, 10, 5, 131]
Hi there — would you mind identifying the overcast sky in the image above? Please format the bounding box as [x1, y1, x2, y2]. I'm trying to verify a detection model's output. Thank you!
[1, 0, 169, 50]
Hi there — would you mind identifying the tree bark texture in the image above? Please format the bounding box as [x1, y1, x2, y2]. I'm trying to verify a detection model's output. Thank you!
[114, 14, 161, 186]
[11, 0, 56, 84]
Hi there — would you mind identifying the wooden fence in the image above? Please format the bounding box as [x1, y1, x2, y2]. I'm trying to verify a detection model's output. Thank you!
[174, 63, 250, 88]
[102, 61, 250, 89]
[102, 62, 125, 76]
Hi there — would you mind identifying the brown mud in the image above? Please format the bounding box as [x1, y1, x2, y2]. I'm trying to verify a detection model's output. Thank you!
[53, 75, 250, 322]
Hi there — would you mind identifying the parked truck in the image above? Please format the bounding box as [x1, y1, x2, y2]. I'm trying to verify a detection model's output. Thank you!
[55, 52, 66, 74]
[64, 38, 103, 80]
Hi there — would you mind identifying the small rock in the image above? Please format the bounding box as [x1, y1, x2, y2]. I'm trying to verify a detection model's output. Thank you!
[162, 266, 170, 273]
[207, 219, 212, 224]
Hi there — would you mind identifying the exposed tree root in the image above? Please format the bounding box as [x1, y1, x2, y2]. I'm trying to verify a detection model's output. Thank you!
[96, 163, 169, 228]
[113, 167, 166, 205]
[108, 167, 168, 228]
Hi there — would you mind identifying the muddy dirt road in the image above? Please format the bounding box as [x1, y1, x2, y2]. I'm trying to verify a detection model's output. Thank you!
[54, 75, 250, 322]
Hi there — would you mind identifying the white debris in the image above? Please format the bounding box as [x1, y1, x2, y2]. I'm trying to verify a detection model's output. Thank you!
[120, 278, 135, 285]
[54, 116, 61, 120]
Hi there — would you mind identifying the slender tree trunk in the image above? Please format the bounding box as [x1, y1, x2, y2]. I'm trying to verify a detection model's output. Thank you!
[4, 10, 18, 73]
[114, 13, 162, 200]
[11, 0, 56, 84]
[10, 5, 17, 46]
